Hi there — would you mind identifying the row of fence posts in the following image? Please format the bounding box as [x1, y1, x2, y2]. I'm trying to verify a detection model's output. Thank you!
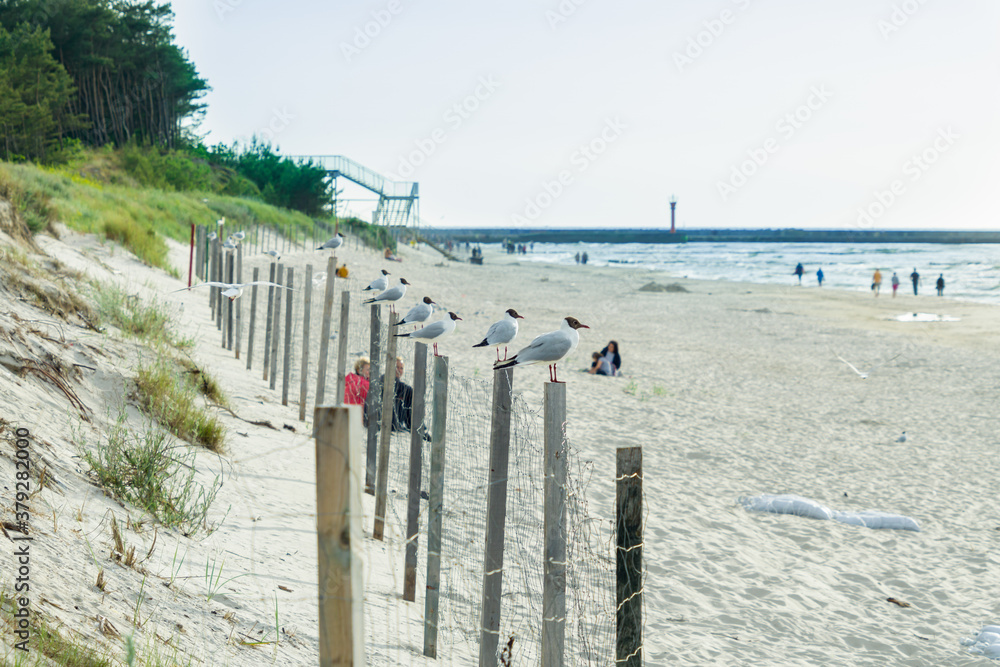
[190, 224, 643, 667]
[191, 220, 347, 270]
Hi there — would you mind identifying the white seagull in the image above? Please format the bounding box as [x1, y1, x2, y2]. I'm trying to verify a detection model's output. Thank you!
[233, 231, 246, 242]
[222, 237, 237, 251]
[264, 249, 281, 260]
[394, 296, 436, 327]
[473, 308, 524, 361]
[495, 316, 589, 383]
[833, 351, 902, 379]
[318, 232, 345, 250]
[207, 232, 217, 241]
[362, 278, 409, 312]
[395, 312, 462, 356]
[896, 431, 907, 443]
[363, 269, 390, 292]
[173, 281, 295, 301]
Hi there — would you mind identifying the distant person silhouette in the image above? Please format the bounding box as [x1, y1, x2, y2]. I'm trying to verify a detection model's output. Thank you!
[910, 268, 920, 295]
[936, 274, 945, 296]
[891, 272, 900, 297]
[794, 262, 804, 285]
[872, 269, 882, 296]
[816, 267, 824, 287]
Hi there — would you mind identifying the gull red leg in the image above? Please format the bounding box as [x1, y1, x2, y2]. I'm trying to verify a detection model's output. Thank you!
[433, 342, 439, 356]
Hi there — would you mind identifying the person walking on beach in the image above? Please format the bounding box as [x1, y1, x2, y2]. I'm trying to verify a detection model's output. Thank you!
[794, 262, 804, 285]
[936, 274, 945, 296]
[910, 268, 920, 295]
[574, 252, 581, 264]
[816, 267, 825, 287]
[872, 269, 883, 296]
[891, 272, 900, 297]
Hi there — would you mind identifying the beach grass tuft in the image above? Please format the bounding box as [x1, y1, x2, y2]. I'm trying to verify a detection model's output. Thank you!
[134, 358, 225, 451]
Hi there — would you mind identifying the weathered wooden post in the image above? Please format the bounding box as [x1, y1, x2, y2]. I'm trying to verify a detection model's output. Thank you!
[299, 264, 313, 422]
[314, 256, 337, 405]
[195, 225, 203, 280]
[215, 240, 223, 331]
[372, 311, 399, 541]
[224, 251, 234, 349]
[208, 236, 217, 317]
[616, 446, 643, 667]
[403, 342, 428, 601]
[423, 354, 448, 658]
[542, 383, 567, 667]
[478, 366, 515, 667]
[281, 268, 295, 405]
[364, 306, 382, 495]
[335, 291, 351, 405]
[234, 243, 243, 359]
[262, 262, 276, 380]
[315, 405, 364, 666]
[246, 268, 260, 370]
[269, 264, 284, 391]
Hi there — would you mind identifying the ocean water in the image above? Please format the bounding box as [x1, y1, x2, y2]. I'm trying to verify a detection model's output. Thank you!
[507, 241, 1000, 306]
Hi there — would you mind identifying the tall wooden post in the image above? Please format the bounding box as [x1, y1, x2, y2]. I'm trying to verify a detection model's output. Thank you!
[478, 366, 514, 667]
[215, 241, 223, 331]
[542, 383, 567, 667]
[403, 342, 428, 601]
[423, 355, 448, 658]
[315, 256, 337, 405]
[224, 251, 234, 349]
[246, 268, 260, 370]
[616, 447, 643, 667]
[299, 265, 313, 422]
[372, 311, 399, 541]
[281, 269, 295, 405]
[335, 291, 351, 405]
[194, 226, 203, 280]
[269, 264, 285, 391]
[208, 236, 217, 317]
[364, 306, 382, 495]
[262, 262, 276, 381]
[315, 405, 364, 666]
[234, 244, 243, 359]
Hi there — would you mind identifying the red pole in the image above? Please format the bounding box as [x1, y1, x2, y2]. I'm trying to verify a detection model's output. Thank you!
[188, 223, 195, 287]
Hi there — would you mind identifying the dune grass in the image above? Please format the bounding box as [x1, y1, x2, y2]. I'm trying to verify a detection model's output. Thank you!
[92, 282, 192, 349]
[134, 358, 225, 453]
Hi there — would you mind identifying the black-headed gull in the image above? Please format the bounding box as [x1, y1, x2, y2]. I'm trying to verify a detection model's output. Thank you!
[494, 316, 589, 383]
[395, 312, 461, 356]
[264, 249, 280, 260]
[394, 296, 435, 327]
[362, 278, 409, 312]
[896, 431, 907, 443]
[318, 232, 345, 250]
[473, 308, 523, 361]
[363, 269, 390, 292]
[173, 281, 294, 301]
[233, 231, 246, 242]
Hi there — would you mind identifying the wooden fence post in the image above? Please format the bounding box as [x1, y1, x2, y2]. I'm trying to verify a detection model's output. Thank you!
[478, 366, 515, 667]
[315, 405, 364, 666]
[215, 241, 223, 331]
[224, 251, 234, 349]
[616, 446, 643, 667]
[246, 268, 259, 370]
[235, 244, 243, 359]
[269, 264, 285, 391]
[542, 383, 567, 667]
[299, 265, 313, 421]
[364, 306, 382, 495]
[422, 354, 448, 658]
[315, 256, 337, 405]
[372, 311, 399, 541]
[335, 291, 351, 405]
[208, 236, 217, 317]
[403, 342, 428, 601]
[262, 262, 276, 380]
[281, 268, 295, 405]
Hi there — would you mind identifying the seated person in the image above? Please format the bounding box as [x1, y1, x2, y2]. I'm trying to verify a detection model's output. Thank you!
[374, 356, 412, 431]
[344, 357, 369, 406]
[588, 351, 613, 376]
[336, 264, 349, 278]
[600, 340, 621, 375]
[384, 247, 402, 262]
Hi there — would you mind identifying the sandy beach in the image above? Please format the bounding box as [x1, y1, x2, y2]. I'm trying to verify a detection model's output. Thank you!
[2, 221, 999, 665]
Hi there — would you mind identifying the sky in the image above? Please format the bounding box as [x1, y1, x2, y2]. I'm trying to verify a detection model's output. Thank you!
[169, 0, 1000, 231]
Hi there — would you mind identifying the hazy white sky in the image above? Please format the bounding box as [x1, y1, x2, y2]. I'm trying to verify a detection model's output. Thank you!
[170, 0, 1000, 230]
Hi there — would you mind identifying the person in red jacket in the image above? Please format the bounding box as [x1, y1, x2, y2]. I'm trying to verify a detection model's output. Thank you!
[344, 357, 370, 405]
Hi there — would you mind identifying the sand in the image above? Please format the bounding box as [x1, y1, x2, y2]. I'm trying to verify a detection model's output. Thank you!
[2, 222, 999, 665]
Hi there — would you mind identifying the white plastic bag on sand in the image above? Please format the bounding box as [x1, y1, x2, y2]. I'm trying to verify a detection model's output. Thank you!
[739, 493, 920, 531]
[830, 510, 921, 532]
[961, 625, 1000, 658]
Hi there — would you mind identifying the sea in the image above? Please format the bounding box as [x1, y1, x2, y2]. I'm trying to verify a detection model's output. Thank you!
[505, 241, 1000, 306]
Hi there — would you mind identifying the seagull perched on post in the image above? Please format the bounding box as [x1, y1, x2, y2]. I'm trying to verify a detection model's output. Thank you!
[494, 316, 589, 383]
[395, 312, 461, 356]
[362, 278, 409, 312]
[264, 249, 281, 260]
[318, 233, 345, 250]
[172, 281, 295, 302]
[394, 296, 436, 328]
[363, 269, 390, 292]
[233, 231, 246, 242]
[473, 308, 524, 361]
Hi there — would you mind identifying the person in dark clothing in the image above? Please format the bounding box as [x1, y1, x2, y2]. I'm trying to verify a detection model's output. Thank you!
[794, 262, 804, 285]
[600, 341, 622, 375]
[376, 357, 413, 432]
[936, 274, 945, 296]
[910, 268, 920, 295]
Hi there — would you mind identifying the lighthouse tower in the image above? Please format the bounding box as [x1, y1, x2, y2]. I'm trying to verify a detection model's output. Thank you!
[669, 195, 677, 233]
